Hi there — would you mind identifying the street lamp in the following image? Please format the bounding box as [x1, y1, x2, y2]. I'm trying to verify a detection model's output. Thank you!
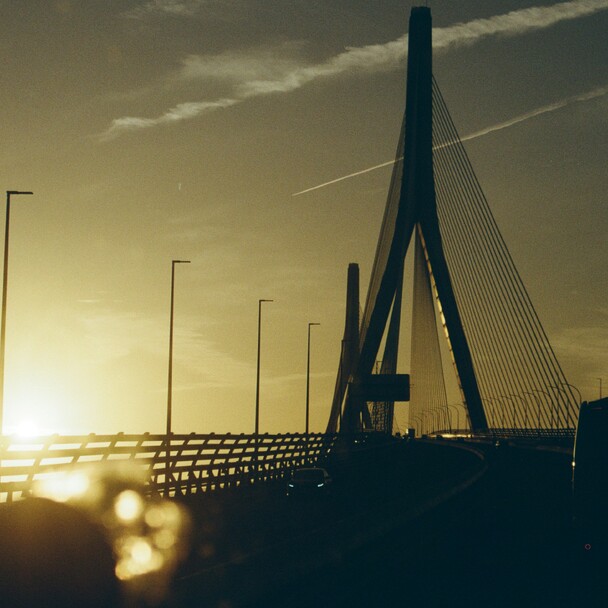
[560, 382, 581, 404]
[447, 404, 461, 431]
[421, 411, 429, 435]
[445, 405, 454, 431]
[255, 299, 273, 436]
[484, 397, 502, 429]
[440, 405, 451, 431]
[410, 415, 423, 437]
[550, 382, 581, 429]
[497, 398, 507, 430]
[305, 322, 320, 434]
[507, 394, 527, 429]
[165, 259, 190, 494]
[428, 407, 441, 433]
[523, 391, 542, 432]
[532, 388, 553, 428]
[0, 190, 33, 435]
[502, 395, 516, 429]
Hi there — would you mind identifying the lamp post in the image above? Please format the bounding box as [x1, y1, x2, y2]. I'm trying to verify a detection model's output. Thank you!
[497, 398, 506, 430]
[549, 383, 580, 429]
[255, 299, 273, 436]
[532, 388, 553, 428]
[523, 392, 542, 432]
[165, 259, 190, 495]
[446, 404, 458, 432]
[552, 382, 581, 428]
[548, 384, 569, 429]
[508, 394, 527, 429]
[504, 395, 517, 429]
[560, 382, 581, 404]
[422, 411, 429, 435]
[429, 407, 442, 433]
[485, 397, 502, 430]
[457, 403, 464, 431]
[411, 415, 423, 437]
[305, 322, 320, 434]
[0, 190, 33, 435]
[441, 405, 451, 431]
[499, 395, 518, 430]
[254, 299, 273, 480]
[436, 406, 448, 432]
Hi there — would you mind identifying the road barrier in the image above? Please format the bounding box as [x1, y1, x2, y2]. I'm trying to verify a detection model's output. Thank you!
[0, 432, 338, 503]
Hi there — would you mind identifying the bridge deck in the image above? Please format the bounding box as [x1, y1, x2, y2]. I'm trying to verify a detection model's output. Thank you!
[1, 437, 603, 607]
[172, 438, 603, 608]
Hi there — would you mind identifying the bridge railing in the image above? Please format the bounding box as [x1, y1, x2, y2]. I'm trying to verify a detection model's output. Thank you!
[0, 432, 339, 503]
[429, 428, 575, 439]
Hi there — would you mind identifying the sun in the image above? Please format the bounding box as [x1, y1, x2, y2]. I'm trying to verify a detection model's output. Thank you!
[5, 418, 54, 438]
[4, 378, 67, 437]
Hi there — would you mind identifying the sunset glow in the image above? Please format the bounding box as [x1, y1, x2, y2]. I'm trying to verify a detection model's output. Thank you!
[0, 5, 605, 607]
[0, 1, 605, 436]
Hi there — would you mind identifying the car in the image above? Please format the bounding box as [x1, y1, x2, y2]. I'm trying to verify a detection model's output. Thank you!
[286, 467, 332, 498]
[572, 398, 608, 558]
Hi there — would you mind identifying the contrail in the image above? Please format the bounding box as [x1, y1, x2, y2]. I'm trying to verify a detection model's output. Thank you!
[292, 85, 608, 196]
[458, 85, 608, 143]
[291, 159, 400, 197]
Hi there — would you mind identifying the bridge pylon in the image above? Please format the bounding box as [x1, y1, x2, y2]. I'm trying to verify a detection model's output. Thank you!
[331, 6, 488, 435]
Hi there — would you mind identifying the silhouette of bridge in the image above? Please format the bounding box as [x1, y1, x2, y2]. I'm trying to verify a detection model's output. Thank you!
[327, 6, 578, 439]
[0, 6, 578, 503]
[0, 7, 594, 608]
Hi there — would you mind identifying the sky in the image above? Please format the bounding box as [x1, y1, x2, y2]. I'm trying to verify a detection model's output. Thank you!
[0, 0, 606, 436]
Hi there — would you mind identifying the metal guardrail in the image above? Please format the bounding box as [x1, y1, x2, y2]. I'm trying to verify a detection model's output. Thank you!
[431, 428, 575, 440]
[0, 432, 339, 503]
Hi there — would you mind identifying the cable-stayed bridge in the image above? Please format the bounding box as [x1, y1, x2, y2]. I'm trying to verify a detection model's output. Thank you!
[0, 6, 579, 502]
[328, 6, 578, 439]
[0, 7, 594, 608]
[0, 5, 579, 482]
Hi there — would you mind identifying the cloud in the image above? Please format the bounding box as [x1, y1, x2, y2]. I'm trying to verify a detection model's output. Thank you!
[98, 35, 405, 139]
[432, 0, 608, 50]
[124, 0, 233, 19]
[99, 97, 238, 141]
[102, 0, 608, 139]
[292, 84, 608, 196]
[179, 47, 306, 82]
[234, 37, 405, 99]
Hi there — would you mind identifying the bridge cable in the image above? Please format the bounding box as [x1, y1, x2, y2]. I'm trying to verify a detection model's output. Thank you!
[431, 77, 577, 429]
[432, 91, 540, 428]
[433, 92, 557, 429]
